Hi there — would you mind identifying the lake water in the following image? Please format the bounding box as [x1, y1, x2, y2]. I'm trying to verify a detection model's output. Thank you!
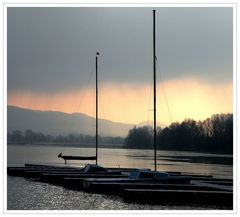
[7, 144, 233, 210]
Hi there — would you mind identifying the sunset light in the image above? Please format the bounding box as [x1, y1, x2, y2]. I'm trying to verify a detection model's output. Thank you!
[8, 78, 232, 125]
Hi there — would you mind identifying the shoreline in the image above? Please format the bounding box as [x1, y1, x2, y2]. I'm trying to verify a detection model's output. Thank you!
[7, 143, 234, 156]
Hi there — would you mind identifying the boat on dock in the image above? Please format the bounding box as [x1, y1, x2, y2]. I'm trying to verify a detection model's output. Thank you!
[83, 169, 191, 190]
[81, 10, 191, 192]
[8, 53, 123, 182]
[38, 164, 127, 185]
[57, 52, 100, 166]
[7, 164, 124, 179]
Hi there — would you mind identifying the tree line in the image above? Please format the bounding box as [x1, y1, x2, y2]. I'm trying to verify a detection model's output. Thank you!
[124, 114, 233, 154]
[7, 113, 233, 154]
[7, 130, 124, 145]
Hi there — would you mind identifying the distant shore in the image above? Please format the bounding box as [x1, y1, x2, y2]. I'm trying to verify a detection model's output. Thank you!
[7, 143, 233, 156]
[7, 142, 125, 149]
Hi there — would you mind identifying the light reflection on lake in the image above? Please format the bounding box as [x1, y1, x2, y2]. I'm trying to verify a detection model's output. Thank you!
[8, 176, 225, 210]
[7, 144, 233, 178]
[7, 144, 233, 210]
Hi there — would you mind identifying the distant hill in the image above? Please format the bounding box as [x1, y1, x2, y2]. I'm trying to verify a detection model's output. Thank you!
[7, 106, 134, 137]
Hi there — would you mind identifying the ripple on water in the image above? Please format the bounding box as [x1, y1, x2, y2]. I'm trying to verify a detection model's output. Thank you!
[7, 176, 227, 210]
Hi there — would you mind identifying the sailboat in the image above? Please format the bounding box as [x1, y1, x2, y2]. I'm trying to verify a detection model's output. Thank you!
[58, 52, 99, 166]
[82, 10, 191, 190]
[7, 53, 125, 181]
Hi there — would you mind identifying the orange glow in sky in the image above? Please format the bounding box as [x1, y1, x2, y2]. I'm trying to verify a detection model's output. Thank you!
[8, 78, 232, 125]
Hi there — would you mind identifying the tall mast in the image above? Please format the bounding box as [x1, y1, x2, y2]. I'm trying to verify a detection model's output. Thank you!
[153, 10, 157, 171]
[96, 52, 99, 165]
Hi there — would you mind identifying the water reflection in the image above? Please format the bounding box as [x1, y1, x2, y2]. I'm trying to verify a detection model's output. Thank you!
[7, 176, 228, 210]
[7, 144, 233, 178]
[127, 154, 233, 165]
[7, 144, 233, 210]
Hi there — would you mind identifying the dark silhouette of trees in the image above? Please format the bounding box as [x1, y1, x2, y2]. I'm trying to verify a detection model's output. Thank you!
[124, 114, 233, 154]
[8, 113, 233, 154]
[124, 126, 153, 149]
[8, 130, 24, 143]
[157, 119, 205, 151]
[200, 114, 233, 153]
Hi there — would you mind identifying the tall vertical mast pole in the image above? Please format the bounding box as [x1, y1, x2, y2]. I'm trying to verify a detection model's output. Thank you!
[153, 10, 157, 172]
[96, 52, 99, 165]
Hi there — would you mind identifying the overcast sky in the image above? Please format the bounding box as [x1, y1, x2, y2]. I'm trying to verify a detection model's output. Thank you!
[8, 7, 233, 94]
[7, 7, 233, 124]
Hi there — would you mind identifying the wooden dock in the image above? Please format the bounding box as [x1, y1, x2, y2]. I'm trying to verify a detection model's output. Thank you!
[7, 164, 233, 208]
[82, 181, 232, 195]
[123, 189, 233, 207]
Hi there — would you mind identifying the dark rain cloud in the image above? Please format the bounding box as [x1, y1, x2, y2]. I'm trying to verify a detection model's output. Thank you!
[7, 7, 233, 93]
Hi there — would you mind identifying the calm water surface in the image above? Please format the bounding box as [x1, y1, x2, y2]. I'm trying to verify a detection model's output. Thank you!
[7, 144, 233, 210]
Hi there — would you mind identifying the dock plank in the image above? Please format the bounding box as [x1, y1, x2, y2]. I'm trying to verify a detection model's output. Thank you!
[123, 189, 233, 207]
